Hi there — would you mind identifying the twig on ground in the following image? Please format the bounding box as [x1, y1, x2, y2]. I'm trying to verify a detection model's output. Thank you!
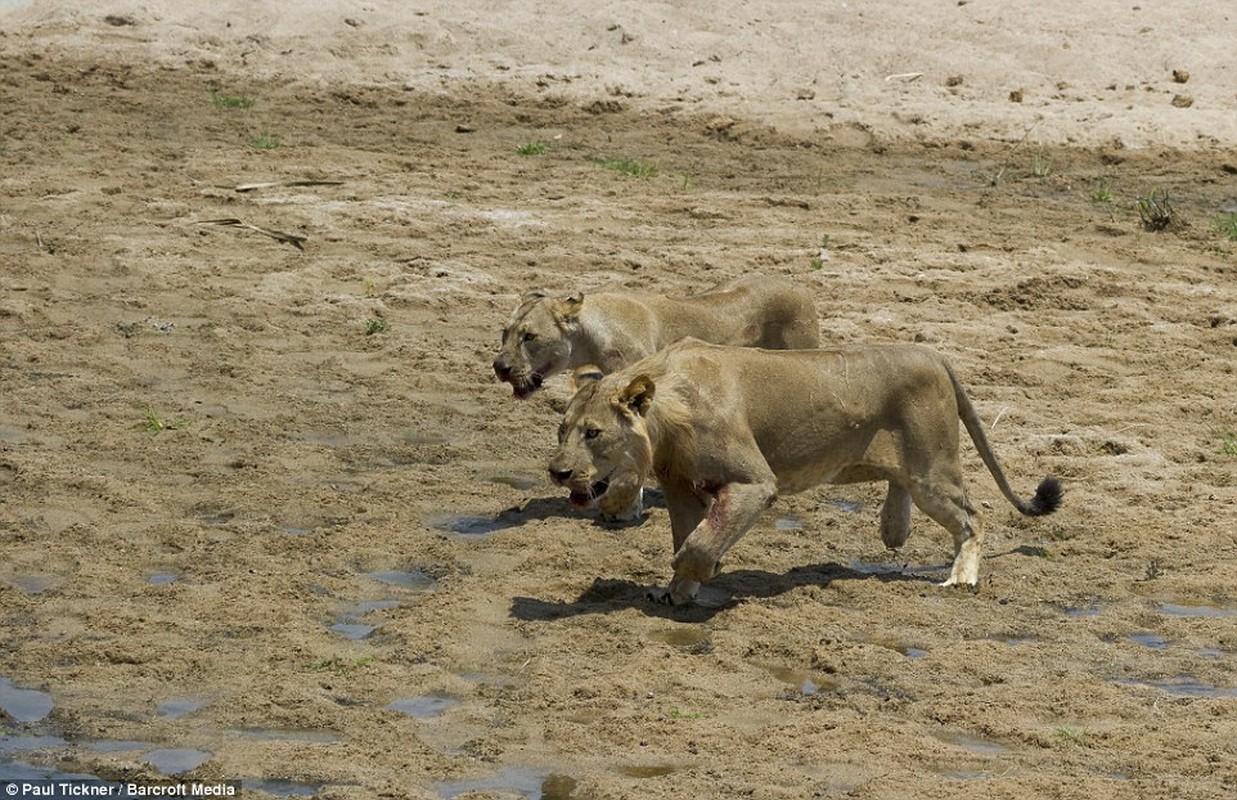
[196, 218, 307, 250]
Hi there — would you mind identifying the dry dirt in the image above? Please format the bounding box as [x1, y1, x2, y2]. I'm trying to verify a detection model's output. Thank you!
[2, 6, 1237, 800]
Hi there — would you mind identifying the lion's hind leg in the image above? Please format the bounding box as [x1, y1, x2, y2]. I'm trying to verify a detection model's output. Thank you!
[906, 479, 983, 586]
[879, 483, 913, 549]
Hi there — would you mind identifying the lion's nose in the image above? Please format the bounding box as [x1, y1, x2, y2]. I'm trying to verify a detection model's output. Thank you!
[549, 467, 573, 484]
[493, 359, 512, 380]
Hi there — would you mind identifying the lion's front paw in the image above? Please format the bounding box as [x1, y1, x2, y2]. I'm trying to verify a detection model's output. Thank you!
[647, 587, 677, 605]
[648, 578, 700, 606]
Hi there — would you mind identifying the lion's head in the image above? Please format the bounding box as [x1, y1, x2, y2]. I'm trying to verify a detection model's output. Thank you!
[492, 291, 583, 399]
[548, 370, 655, 517]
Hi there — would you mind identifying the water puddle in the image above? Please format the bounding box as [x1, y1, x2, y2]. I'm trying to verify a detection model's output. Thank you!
[436, 767, 576, 800]
[992, 634, 1035, 647]
[1116, 677, 1237, 699]
[143, 747, 212, 775]
[617, 764, 686, 778]
[147, 573, 178, 585]
[846, 559, 946, 579]
[1127, 633, 1170, 650]
[0, 678, 54, 723]
[932, 730, 1010, 755]
[825, 498, 865, 513]
[2, 574, 64, 595]
[330, 623, 376, 640]
[866, 637, 928, 658]
[84, 739, 154, 753]
[648, 627, 711, 649]
[240, 779, 326, 797]
[758, 664, 836, 696]
[1158, 602, 1237, 618]
[773, 516, 804, 530]
[0, 734, 67, 754]
[388, 695, 459, 720]
[365, 570, 435, 590]
[200, 510, 235, 526]
[1065, 606, 1101, 617]
[156, 697, 208, 718]
[425, 513, 517, 537]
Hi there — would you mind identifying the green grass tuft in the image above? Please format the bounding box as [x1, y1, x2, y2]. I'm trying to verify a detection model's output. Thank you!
[598, 158, 659, 179]
[247, 131, 283, 150]
[516, 141, 550, 156]
[1212, 212, 1237, 241]
[211, 92, 256, 109]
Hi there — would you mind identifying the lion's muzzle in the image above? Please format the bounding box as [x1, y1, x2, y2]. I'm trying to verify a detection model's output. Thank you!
[548, 464, 610, 508]
[493, 358, 544, 398]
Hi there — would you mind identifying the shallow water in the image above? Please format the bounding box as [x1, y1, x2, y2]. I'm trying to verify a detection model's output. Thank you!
[1116, 677, 1237, 699]
[436, 767, 576, 800]
[388, 695, 459, 720]
[0, 678, 54, 723]
[143, 747, 212, 775]
[1, 574, 63, 595]
[1127, 633, 1170, 650]
[156, 698, 208, 718]
[1157, 602, 1237, 618]
[933, 730, 1011, 755]
[240, 778, 327, 796]
[364, 570, 435, 590]
[330, 623, 376, 640]
[425, 513, 516, 537]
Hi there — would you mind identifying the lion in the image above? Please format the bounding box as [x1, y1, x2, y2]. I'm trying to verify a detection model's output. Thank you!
[492, 275, 819, 400]
[548, 338, 1062, 605]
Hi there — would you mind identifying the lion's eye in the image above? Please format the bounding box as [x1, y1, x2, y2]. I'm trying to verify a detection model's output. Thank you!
[521, 331, 538, 343]
[584, 428, 601, 440]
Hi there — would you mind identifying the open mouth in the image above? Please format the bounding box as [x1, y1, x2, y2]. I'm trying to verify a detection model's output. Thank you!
[508, 371, 545, 399]
[569, 478, 610, 507]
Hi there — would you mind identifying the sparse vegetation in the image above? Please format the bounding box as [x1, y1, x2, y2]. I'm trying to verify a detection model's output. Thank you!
[211, 92, 256, 109]
[247, 131, 283, 150]
[364, 317, 389, 336]
[516, 140, 550, 156]
[1090, 181, 1114, 203]
[1220, 433, 1237, 456]
[1212, 212, 1237, 241]
[141, 408, 188, 434]
[1031, 152, 1051, 177]
[1055, 727, 1087, 746]
[1136, 188, 1175, 231]
[668, 708, 705, 719]
[308, 656, 372, 677]
[598, 157, 659, 179]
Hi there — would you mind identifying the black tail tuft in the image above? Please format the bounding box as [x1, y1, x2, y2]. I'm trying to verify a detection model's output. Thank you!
[1024, 476, 1063, 517]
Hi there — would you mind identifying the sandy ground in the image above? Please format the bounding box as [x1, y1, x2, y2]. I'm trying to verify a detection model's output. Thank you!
[1, 2, 1236, 798]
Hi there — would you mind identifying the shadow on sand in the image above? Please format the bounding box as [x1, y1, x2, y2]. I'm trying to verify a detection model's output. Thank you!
[511, 561, 941, 622]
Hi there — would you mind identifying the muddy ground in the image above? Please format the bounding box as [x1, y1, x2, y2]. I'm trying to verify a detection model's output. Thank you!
[1, 50, 1236, 800]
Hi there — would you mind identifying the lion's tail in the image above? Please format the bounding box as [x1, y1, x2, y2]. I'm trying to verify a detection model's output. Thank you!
[947, 363, 1063, 517]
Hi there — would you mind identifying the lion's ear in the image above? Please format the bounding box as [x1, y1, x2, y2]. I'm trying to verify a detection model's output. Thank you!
[618, 374, 655, 416]
[553, 292, 584, 322]
[520, 289, 548, 303]
[571, 365, 605, 392]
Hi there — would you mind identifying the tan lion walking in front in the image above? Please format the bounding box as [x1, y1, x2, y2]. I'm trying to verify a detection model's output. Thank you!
[548, 338, 1062, 605]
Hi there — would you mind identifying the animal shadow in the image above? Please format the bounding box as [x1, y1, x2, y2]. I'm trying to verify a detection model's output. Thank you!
[441, 488, 666, 533]
[509, 560, 938, 622]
